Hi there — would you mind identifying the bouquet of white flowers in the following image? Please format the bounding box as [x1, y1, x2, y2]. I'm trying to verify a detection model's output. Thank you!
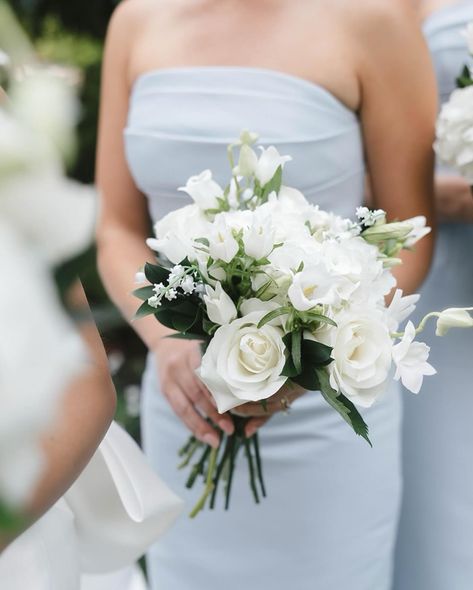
[135, 131, 473, 517]
[434, 22, 473, 182]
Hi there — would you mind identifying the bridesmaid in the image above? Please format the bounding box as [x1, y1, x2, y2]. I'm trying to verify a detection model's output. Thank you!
[394, 2, 473, 589]
[96, 1, 436, 588]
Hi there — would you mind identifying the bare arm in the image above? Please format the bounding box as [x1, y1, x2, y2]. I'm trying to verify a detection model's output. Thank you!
[434, 175, 473, 222]
[358, 0, 437, 294]
[1, 283, 116, 550]
[95, 3, 233, 446]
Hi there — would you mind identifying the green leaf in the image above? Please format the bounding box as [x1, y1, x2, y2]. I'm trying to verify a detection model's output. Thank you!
[132, 286, 155, 301]
[299, 311, 337, 327]
[254, 279, 274, 299]
[315, 369, 372, 446]
[281, 355, 299, 378]
[301, 339, 333, 366]
[291, 329, 302, 374]
[166, 332, 206, 341]
[293, 367, 321, 391]
[257, 306, 291, 329]
[135, 300, 158, 319]
[144, 262, 170, 285]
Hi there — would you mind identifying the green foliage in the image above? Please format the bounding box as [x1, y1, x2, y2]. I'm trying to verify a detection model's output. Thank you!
[315, 369, 372, 446]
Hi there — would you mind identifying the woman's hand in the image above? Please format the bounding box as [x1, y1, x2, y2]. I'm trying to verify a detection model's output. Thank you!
[234, 382, 307, 438]
[154, 339, 234, 448]
[435, 175, 473, 223]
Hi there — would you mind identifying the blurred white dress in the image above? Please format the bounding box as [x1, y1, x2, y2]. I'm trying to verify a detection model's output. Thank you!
[0, 422, 183, 590]
[394, 2, 473, 589]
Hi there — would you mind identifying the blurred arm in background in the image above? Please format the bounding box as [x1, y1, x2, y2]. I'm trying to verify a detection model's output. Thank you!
[0, 282, 116, 552]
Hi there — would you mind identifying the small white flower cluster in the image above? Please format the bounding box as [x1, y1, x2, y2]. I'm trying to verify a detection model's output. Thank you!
[355, 206, 386, 227]
[148, 265, 197, 308]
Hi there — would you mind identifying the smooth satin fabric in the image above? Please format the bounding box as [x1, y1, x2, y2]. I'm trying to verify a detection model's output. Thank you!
[126, 67, 402, 590]
[394, 3, 473, 589]
[0, 422, 183, 590]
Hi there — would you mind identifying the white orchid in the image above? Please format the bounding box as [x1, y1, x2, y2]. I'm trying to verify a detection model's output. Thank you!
[392, 322, 436, 394]
[435, 307, 473, 336]
[385, 289, 420, 332]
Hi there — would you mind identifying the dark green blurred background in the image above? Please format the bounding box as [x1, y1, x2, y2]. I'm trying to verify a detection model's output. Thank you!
[7, 0, 145, 440]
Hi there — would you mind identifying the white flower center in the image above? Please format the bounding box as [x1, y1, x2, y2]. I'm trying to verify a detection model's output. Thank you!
[238, 333, 275, 373]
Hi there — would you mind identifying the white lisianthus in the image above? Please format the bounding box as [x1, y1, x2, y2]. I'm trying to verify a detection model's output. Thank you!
[404, 216, 431, 248]
[435, 307, 473, 336]
[242, 215, 275, 260]
[178, 169, 223, 211]
[323, 310, 393, 407]
[434, 86, 473, 182]
[385, 289, 420, 332]
[288, 265, 357, 311]
[240, 298, 284, 325]
[254, 146, 292, 186]
[392, 321, 436, 393]
[197, 312, 287, 413]
[203, 282, 237, 326]
[208, 216, 239, 263]
[148, 204, 210, 264]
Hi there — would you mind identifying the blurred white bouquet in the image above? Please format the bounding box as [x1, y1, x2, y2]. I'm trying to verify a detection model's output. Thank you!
[0, 57, 95, 516]
[434, 22, 473, 182]
[135, 131, 473, 517]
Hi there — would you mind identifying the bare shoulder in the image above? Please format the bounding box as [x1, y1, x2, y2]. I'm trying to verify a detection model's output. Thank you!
[344, 0, 421, 50]
[106, 0, 157, 40]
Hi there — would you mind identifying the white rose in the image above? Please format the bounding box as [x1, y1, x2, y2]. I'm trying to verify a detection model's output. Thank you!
[323, 310, 393, 407]
[178, 169, 223, 211]
[197, 312, 287, 413]
[392, 321, 436, 394]
[434, 86, 473, 182]
[435, 307, 473, 336]
[147, 204, 210, 264]
[203, 282, 237, 325]
[254, 146, 292, 186]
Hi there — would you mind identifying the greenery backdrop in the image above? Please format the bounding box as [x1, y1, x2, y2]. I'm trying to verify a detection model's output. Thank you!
[7, 0, 144, 441]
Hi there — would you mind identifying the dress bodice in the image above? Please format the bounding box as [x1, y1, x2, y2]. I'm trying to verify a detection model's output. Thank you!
[423, 0, 473, 104]
[124, 67, 364, 222]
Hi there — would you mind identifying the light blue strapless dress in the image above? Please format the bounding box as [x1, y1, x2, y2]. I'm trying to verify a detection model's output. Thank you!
[124, 67, 401, 590]
[394, 3, 473, 589]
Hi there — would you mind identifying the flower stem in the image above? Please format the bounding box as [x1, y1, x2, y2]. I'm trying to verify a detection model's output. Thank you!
[244, 437, 260, 504]
[185, 444, 211, 489]
[210, 434, 232, 509]
[189, 446, 219, 518]
[225, 438, 240, 510]
[252, 433, 266, 498]
[178, 438, 201, 469]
